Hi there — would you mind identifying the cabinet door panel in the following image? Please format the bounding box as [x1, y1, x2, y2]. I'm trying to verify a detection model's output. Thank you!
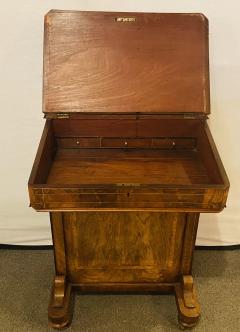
[63, 212, 186, 283]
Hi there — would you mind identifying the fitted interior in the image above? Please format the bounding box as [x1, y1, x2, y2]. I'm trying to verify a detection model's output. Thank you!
[32, 117, 224, 187]
[46, 148, 209, 185]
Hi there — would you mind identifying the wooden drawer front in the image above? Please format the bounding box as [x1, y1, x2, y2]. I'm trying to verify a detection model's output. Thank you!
[57, 137, 196, 149]
[57, 137, 100, 149]
[30, 187, 228, 212]
[152, 138, 196, 149]
[101, 138, 151, 148]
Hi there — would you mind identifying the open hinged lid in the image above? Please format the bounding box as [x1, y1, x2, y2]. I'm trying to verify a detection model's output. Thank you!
[43, 10, 210, 116]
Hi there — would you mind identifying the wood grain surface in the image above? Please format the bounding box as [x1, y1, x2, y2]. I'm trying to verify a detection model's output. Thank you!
[28, 118, 229, 212]
[63, 211, 186, 283]
[46, 149, 209, 185]
[29, 10, 229, 329]
[43, 10, 209, 114]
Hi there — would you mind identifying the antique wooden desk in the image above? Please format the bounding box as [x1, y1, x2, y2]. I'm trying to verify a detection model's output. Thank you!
[28, 10, 229, 329]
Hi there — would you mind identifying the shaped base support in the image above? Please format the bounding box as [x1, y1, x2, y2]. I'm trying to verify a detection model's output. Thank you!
[48, 275, 73, 329]
[48, 274, 200, 329]
[175, 275, 200, 329]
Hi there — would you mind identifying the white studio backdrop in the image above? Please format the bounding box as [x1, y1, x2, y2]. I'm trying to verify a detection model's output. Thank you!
[0, 1, 239, 245]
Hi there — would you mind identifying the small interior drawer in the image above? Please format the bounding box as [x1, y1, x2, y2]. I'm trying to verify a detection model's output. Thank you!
[152, 138, 196, 149]
[101, 138, 151, 148]
[56, 137, 196, 149]
[57, 137, 100, 148]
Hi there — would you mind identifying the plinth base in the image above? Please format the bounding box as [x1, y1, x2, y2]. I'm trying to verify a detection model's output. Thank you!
[48, 274, 200, 330]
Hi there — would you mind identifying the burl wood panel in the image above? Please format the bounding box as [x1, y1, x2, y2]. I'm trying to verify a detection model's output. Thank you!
[43, 11, 209, 114]
[62, 211, 186, 283]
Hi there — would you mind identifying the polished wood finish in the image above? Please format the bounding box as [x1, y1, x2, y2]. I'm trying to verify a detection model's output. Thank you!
[29, 119, 228, 212]
[48, 211, 201, 328]
[175, 276, 200, 328]
[29, 10, 229, 330]
[48, 275, 73, 329]
[43, 10, 209, 115]
[47, 150, 210, 186]
[63, 212, 185, 283]
[56, 137, 196, 149]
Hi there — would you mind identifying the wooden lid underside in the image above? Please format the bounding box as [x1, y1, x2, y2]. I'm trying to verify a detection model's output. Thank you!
[43, 10, 210, 114]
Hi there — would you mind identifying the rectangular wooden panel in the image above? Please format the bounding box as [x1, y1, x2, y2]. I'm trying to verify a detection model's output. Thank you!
[30, 186, 227, 212]
[46, 149, 210, 186]
[52, 118, 202, 138]
[101, 138, 151, 148]
[53, 119, 136, 137]
[43, 11, 209, 114]
[57, 137, 100, 149]
[63, 212, 186, 283]
[56, 137, 196, 150]
[152, 138, 196, 149]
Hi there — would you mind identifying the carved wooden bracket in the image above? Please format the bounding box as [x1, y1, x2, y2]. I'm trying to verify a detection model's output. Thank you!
[182, 275, 195, 308]
[174, 274, 200, 329]
[48, 274, 73, 328]
[52, 275, 66, 308]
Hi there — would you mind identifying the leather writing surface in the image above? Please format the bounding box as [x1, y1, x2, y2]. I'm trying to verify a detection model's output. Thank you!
[43, 10, 210, 114]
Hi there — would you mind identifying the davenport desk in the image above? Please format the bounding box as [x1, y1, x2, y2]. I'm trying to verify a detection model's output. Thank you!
[28, 10, 229, 329]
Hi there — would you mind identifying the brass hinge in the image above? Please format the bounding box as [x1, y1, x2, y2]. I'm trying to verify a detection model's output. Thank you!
[56, 113, 70, 119]
[183, 113, 207, 120]
[183, 113, 196, 119]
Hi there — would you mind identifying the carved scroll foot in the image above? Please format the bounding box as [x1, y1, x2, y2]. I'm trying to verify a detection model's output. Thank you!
[48, 275, 73, 329]
[175, 275, 200, 329]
